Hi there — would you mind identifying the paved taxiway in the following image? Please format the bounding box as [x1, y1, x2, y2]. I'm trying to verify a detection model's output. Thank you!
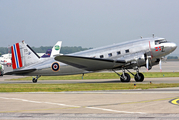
[0, 89, 179, 119]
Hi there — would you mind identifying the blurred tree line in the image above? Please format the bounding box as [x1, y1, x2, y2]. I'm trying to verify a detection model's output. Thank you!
[0, 47, 9, 55]
[0, 46, 92, 55]
[167, 56, 179, 59]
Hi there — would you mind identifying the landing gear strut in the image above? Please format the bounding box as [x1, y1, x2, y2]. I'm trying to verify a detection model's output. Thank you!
[32, 75, 41, 83]
[120, 69, 131, 82]
[112, 68, 144, 82]
[134, 69, 144, 82]
[112, 69, 131, 82]
[126, 68, 144, 82]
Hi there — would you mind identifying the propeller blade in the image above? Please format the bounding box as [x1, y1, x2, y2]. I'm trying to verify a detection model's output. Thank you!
[159, 59, 162, 72]
[146, 58, 149, 72]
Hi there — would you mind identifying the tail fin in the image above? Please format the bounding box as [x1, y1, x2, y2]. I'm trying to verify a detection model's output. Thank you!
[41, 49, 52, 58]
[50, 41, 62, 57]
[11, 41, 40, 69]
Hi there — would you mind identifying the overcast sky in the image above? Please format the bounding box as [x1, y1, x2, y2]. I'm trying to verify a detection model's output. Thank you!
[0, 0, 178, 55]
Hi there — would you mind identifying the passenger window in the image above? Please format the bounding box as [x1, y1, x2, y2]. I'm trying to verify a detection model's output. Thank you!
[117, 51, 121, 55]
[100, 55, 104, 58]
[125, 49, 129, 53]
[108, 53, 112, 57]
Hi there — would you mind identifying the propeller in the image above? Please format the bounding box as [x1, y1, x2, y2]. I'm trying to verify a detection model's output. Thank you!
[146, 58, 149, 72]
[146, 41, 153, 72]
[159, 58, 162, 72]
[159, 56, 167, 72]
[146, 56, 152, 72]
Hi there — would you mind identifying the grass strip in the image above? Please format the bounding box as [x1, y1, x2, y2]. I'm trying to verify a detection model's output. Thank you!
[0, 83, 179, 92]
[10, 72, 179, 80]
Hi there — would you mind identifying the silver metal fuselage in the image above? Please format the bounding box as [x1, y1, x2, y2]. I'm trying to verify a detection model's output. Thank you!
[23, 37, 177, 76]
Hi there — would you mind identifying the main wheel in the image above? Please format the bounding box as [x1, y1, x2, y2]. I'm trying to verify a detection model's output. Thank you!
[120, 73, 131, 82]
[32, 78, 37, 83]
[134, 73, 144, 82]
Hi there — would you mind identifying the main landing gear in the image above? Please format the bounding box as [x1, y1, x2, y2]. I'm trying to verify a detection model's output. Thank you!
[32, 75, 41, 83]
[112, 68, 144, 82]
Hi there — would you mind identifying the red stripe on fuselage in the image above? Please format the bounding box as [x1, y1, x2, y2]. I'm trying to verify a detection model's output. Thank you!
[15, 43, 23, 68]
[11, 46, 16, 69]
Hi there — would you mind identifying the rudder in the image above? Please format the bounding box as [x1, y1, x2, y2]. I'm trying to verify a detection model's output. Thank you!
[11, 43, 23, 69]
[11, 41, 40, 69]
[50, 41, 62, 57]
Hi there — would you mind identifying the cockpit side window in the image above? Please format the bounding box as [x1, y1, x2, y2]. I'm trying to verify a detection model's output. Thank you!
[155, 39, 167, 45]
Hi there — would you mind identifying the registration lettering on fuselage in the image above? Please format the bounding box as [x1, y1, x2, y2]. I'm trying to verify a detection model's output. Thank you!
[155, 46, 165, 52]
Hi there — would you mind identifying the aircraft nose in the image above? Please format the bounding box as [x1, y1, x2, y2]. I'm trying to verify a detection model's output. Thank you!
[171, 42, 177, 50]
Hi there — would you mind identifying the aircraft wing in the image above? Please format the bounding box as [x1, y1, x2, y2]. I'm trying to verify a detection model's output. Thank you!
[55, 55, 126, 71]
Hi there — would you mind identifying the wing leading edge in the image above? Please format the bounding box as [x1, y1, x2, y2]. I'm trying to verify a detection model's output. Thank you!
[55, 55, 126, 71]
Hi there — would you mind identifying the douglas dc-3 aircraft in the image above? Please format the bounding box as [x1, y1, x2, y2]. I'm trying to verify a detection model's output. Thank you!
[4, 36, 177, 83]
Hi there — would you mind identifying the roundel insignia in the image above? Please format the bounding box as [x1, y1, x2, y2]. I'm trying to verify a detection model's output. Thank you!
[51, 62, 60, 72]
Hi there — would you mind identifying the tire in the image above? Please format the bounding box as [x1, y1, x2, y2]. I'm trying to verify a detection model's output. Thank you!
[134, 73, 144, 82]
[120, 73, 131, 82]
[32, 78, 37, 83]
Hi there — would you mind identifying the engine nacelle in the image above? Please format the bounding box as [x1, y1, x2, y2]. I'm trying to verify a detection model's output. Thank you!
[130, 53, 153, 70]
[134, 54, 152, 70]
[119, 52, 152, 70]
[0, 64, 4, 76]
[135, 54, 146, 67]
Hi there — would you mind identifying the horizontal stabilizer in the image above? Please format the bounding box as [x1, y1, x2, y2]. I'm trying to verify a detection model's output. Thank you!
[4, 69, 36, 75]
[55, 55, 125, 71]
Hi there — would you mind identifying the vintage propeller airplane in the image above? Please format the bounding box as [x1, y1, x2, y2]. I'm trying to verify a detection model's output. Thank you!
[0, 64, 4, 76]
[3, 36, 177, 83]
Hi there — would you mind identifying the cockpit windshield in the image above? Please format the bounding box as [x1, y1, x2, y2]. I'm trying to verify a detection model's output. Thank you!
[155, 39, 167, 45]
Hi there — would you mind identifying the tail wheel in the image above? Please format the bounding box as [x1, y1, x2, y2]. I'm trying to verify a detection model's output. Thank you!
[32, 75, 41, 83]
[120, 73, 131, 82]
[32, 78, 37, 83]
[134, 73, 144, 82]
